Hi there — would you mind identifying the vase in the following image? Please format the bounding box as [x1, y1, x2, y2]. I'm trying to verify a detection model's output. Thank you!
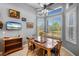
[41, 36, 45, 43]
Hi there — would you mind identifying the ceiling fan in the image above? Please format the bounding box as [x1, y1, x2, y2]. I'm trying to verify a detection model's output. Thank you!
[39, 3, 54, 10]
[43, 3, 54, 9]
[37, 3, 54, 16]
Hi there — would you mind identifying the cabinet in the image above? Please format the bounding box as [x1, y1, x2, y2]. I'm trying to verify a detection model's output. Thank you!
[3, 37, 22, 55]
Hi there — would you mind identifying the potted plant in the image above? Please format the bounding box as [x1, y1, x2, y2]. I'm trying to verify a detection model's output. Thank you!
[39, 31, 45, 43]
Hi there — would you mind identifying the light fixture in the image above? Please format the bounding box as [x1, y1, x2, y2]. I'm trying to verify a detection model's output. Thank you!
[39, 3, 50, 9]
[37, 3, 52, 17]
[39, 3, 44, 8]
[37, 8, 48, 16]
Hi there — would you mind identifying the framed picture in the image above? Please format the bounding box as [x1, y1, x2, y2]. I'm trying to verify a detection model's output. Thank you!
[27, 22, 33, 28]
[0, 20, 3, 29]
[21, 17, 26, 22]
[9, 9, 20, 19]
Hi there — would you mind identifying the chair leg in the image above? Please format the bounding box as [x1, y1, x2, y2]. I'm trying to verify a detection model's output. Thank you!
[43, 50, 45, 56]
[56, 50, 60, 56]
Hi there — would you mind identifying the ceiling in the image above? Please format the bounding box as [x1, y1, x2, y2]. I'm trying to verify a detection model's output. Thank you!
[9, 3, 55, 10]
[27, 3, 55, 9]
[27, 3, 42, 9]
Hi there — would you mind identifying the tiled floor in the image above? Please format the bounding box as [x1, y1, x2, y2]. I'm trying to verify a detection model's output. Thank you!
[7, 44, 74, 56]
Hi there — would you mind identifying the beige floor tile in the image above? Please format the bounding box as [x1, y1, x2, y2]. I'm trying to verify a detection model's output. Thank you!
[7, 44, 74, 56]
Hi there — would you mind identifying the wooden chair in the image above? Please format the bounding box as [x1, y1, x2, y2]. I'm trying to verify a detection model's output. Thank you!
[42, 40, 62, 56]
[26, 37, 35, 55]
[52, 41, 62, 56]
[33, 45, 45, 56]
[32, 40, 46, 56]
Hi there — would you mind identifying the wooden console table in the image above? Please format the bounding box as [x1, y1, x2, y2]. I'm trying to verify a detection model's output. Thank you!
[2, 37, 23, 56]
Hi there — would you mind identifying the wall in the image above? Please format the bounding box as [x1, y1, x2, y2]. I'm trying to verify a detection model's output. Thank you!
[0, 3, 36, 45]
[62, 4, 79, 55]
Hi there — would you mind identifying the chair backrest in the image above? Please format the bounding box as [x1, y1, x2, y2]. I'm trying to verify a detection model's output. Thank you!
[55, 40, 62, 56]
[57, 41, 62, 49]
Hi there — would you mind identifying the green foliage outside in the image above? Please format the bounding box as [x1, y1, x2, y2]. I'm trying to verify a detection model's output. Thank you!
[50, 22, 61, 33]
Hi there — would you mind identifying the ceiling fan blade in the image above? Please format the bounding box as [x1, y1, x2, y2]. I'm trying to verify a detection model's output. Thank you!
[43, 3, 54, 9]
[48, 3, 54, 6]
[44, 4, 47, 9]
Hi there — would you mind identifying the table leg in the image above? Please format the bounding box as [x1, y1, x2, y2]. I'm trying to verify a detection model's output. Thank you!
[47, 48, 51, 56]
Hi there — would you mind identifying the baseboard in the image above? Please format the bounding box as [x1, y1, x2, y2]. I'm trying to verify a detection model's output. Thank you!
[62, 47, 75, 56]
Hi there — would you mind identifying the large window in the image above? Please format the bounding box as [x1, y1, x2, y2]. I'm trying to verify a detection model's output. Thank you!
[37, 18, 44, 36]
[36, 7, 63, 39]
[47, 15, 62, 38]
[48, 7, 63, 16]
[65, 7, 77, 44]
[46, 7, 63, 39]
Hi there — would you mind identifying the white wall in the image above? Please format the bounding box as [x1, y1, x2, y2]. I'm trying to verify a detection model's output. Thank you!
[0, 3, 36, 44]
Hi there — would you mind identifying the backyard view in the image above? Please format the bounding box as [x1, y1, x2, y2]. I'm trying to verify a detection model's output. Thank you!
[37, 15, 62, 39]
[47, 15, 62, 38]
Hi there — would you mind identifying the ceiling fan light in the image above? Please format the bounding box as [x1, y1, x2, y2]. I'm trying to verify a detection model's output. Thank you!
[39, 3, 44, 7]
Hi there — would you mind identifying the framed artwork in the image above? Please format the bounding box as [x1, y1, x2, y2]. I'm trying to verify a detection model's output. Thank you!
[21, 17, 26, 22]
[9, 9, 20, 19]
[65, 7, 77, 44]
[27, 22, 33, 28]
[0, 20, 3, 29]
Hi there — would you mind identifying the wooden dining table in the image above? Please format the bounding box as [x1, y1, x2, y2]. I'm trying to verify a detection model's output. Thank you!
[28, 37, 58, 56]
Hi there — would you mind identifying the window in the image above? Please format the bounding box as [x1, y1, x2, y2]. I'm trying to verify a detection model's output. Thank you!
[36, 7, 63, 40]
[48, 7, 63, 16]
[47, 15, 62, 38]
[47, 7, 63, 39]
[65, 7, 77, 44]
[37, 18, 44, 36]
